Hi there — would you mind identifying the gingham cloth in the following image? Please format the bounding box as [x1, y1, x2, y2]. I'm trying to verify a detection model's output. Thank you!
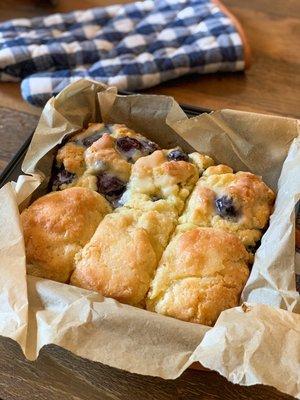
[0, 0, 246, 106]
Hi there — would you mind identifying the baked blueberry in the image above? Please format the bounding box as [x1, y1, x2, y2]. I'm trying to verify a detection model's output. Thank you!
[116, 136, 160, 159]
[52, 167, 76, 188]
[80, 132, 103, 147]
[140, 140, 160, 155]
[97, 173, 126, 198]
[215, 196, 237, 218]
[167, 149, 189, 162]
[116, 137, 142, 153]
[76, 125, 115, 147]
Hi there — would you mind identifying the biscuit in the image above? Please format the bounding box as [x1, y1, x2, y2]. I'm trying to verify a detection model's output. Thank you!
[188, 152, 215, 173]
[120, 148, 202, 213]
[146, 227, 249, 326]
[21, 187, 112, 283]
[179, 165, 275, 248]
[69, 149, 214, 307]
[70, 207, 177, 306]
[52, 123, 159, 206]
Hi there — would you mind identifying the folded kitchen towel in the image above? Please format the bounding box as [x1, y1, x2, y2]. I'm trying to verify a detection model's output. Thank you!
[0, 0, 250, 106]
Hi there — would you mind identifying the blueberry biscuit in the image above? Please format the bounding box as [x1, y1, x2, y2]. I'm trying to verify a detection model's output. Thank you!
[21, 187, 112, 283]
[121, 148, 214, 213]
[146, 165, 274, 325]
[179, 165, 275, 249]
[146, 227, 250, 326]
[70, 207, 177, 306]
[70, 149, 214, 305]
[52, 123, 159, 206]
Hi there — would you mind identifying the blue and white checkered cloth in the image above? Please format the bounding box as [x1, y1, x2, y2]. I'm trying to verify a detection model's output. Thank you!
[0, 0, 247, 106]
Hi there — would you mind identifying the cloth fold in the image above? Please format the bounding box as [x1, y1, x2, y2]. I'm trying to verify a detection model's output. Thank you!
[0, 0, 249, 106]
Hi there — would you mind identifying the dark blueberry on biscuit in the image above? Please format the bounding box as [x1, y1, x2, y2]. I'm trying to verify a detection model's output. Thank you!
[76, 125, 115, 147]
[215, 196, 237, 218]
[52, 166, 76, 189]
[116, 137, 142, 152]
[116, 137, 159, 161]
[168, 149, 189, 162]
[140, 140, 160, 155]
[80, 132, 103, 147]
[97, 173, 126, 198]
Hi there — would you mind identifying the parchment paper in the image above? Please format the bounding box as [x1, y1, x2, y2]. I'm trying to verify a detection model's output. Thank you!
[0, 79, 299, 398]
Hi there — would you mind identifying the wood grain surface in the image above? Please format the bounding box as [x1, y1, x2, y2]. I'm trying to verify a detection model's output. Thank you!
[0, 0, 299, 118]
[0, 1, 299, 399]
[0, 336, 294, 400]
[0, 108, 38, 173]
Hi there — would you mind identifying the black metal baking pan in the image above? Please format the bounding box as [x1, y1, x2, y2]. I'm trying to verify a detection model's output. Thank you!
[0, 103, 209, 187]
[0, 101, 299, 292]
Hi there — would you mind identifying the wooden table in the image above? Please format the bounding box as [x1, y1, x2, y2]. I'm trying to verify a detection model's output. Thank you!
[0, 0, 299, 120]
[0, 1, 298, 399]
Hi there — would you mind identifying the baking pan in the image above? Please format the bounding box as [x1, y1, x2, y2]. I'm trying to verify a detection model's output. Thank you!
[0, 100, 299, 388]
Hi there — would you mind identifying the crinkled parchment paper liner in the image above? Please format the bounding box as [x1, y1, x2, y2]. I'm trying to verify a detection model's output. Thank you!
[0, 79, 299, 398]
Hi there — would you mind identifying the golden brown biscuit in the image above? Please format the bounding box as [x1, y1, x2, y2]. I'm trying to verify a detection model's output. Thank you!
[56, 142, 85, 176]
[146, 227, 249, 326]
[21, 187, 112, 283]
[70, 207, 177, 306]
[121, 148, 200, 213]
[179, 165, 275, 248]
[188, 152, 215, 173]
[52, 123, 159, 207]
[84, 134, 132, 180]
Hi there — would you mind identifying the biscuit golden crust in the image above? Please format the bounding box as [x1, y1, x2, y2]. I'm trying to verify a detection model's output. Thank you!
[179, 166, 275, 247]
[71, 208, 177, 306]
[146, 227, 249, 326]
[84, 134, 132, 181]
[56, 142, 85, 176]
[121, 149, 199, 213]
[188, 152, 215, 173]
[21, 187, 112, 283]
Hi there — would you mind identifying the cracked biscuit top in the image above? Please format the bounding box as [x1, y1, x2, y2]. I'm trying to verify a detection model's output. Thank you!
[120, 148, 213, 213]
[179, 164, 275, 248]
[146, 227, 250, 326]
[70, 207, 177, 306]
[21, 187, 112, 283]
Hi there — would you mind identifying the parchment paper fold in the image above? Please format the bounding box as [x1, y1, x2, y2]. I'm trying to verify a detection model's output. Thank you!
[0, 79, 299, 398]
